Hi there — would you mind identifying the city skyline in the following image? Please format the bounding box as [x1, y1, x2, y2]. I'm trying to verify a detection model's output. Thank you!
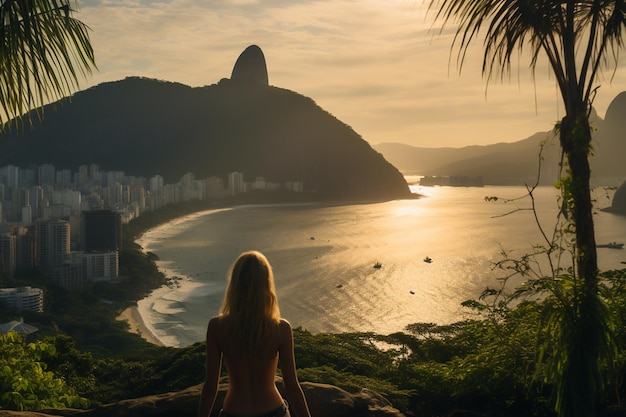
[0, 163, 299, 292]
[0, 163, 301, 225]
[77, 0, 626, 149]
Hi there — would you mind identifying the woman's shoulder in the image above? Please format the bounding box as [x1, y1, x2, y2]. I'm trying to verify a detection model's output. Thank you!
[278, 318, 293, 337]
[207, 315, 225, 333]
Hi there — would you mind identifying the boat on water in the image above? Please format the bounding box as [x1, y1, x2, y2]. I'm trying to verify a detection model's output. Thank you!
[597, 242, 624, 249]
[373, 262, 382, 269]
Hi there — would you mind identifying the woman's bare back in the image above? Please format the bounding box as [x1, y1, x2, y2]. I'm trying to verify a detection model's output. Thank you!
[197, 251, 310, 417]
[212, 317, 285, 415]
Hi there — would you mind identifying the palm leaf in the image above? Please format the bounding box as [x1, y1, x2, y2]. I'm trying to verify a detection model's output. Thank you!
[0, 0, 96, 128]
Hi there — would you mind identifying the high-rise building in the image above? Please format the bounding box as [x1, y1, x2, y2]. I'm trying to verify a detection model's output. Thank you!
[79, 251, 119, 282]
[205, 176, 225, 199]
[52, 189, 81, 213]
[35, 219, 70, 273]
[89, 164, 100, 183]
[20, 206, 31, 226]
[28, 186, 44, 220]
[81, 210, 122, 252]
[15, 227, 34, 273]
[129, 184, 146, 214]
[20, 168, 35, 188]
[38, 164, 56, 186]
[149, 175, 164, 192]
[56, 169, 73, 189]
[4, 165, 20, 189]
[0, 233, 16, 278]
[228, 172, 245, 196]
[75, 165, 89, 191]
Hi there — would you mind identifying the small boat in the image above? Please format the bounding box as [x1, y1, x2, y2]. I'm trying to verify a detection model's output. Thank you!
[423, 256, 433, 263]
[597, 242, 624, 249]
[373, 262, 382, 269]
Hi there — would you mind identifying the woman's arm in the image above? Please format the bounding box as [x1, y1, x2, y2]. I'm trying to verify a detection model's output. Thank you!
[278, 319, 311, 417]
[198, 317, 223, 417]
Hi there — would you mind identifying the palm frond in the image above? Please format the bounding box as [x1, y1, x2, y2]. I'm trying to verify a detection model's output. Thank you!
[429, 0, 626, 110]
[0, 0, 96, 128]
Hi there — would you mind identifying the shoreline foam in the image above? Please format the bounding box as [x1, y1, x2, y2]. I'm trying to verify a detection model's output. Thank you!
[116, 306, 165, 346]
[130, 208, 233, 347]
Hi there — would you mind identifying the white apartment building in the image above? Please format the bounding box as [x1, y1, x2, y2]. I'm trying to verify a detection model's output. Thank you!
[74, 251, 119, 282]
[149, 175, 164, 192]
[52, 189, 82, 212]
[0, 286, 44, 313]
[228, 172, 245, 196]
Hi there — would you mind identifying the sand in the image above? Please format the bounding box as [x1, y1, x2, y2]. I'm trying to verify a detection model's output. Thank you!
[116, 306, 165, 346]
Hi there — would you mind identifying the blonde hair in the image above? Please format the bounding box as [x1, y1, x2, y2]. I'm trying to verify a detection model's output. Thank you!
[219, 251, 281, 358]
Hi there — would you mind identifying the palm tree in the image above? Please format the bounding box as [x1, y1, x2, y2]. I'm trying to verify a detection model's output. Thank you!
[427, 1, 625, 416]
[0, 0, 96, 128]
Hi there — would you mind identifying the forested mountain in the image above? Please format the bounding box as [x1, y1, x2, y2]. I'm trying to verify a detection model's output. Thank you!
[0, 76, 410, 200]
[376, 100, 626, 186]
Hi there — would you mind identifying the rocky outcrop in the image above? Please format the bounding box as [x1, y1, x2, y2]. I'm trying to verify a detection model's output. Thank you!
[0, 381, 405, 417]
[231, 45, 269, 86]
[605, 180, 626, 215]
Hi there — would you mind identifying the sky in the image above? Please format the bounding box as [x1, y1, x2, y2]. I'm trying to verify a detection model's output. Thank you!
[77, 0, 626, 149]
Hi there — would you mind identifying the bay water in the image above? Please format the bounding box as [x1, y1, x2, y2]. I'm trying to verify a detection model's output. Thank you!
[136, 184, 626, 347]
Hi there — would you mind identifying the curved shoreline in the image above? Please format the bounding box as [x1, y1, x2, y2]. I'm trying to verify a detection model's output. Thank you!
[118, 196, 425, 347]
[119, 208, 233, 347]
[116, 306, 165, 346]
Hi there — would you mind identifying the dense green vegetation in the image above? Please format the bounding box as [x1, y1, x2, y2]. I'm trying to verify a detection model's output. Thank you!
[428, 1, 626, 416]
[5, 275, 626, 415]
[2, 201, 626, 415]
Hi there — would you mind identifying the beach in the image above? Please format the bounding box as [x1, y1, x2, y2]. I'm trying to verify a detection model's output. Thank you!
[116, 306, 165, 346]
[124, 186, 626, 348]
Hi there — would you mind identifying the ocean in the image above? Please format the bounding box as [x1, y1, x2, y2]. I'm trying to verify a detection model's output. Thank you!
[135, 184, 626, 347]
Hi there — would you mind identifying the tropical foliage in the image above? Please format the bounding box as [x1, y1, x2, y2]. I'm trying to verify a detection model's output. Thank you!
[0, 332, 88, 410]
[427, 1, 626, 415]
[0, 0, 96, 127]
[3, 200, 626, 415]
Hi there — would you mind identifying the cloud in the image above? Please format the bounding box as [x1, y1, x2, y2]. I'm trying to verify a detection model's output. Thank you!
[76, 0, 626, 148]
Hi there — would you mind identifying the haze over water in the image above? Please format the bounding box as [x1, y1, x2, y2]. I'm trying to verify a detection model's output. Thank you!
[136, 184, 626, 348]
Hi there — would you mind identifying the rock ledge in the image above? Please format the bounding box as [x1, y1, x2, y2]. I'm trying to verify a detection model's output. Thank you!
[0, 381, 405, 417]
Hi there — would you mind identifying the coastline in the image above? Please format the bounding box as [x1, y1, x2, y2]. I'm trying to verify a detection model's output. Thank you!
[123, 194, 425, 347]
[116, 305, 165, 347]
[117, 186, 626, 347]
[129, 207, 233, 347]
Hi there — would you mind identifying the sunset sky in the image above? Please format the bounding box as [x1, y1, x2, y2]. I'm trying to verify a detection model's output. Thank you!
[79, 0, 626, 149]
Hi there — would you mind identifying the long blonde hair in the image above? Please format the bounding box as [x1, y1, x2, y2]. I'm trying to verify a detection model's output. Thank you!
[219, 251, 281, 358]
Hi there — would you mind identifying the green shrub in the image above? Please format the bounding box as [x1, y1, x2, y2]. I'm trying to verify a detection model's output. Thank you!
[0, 332, 88, 411]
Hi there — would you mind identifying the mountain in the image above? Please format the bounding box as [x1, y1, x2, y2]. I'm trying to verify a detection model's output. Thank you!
[376, 105, 625, 186]
[375, 132, 562, 185]
[0, 46, 411, 201]
[594, 92, 626, 181]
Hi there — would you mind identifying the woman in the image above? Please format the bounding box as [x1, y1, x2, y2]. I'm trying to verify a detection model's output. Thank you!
[197, 251, 312, 417]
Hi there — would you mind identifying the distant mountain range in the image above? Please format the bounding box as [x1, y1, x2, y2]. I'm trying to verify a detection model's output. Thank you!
[0, 46, 411, 201]
[2, 44, 623, 192]
[375, 94, 626, 186]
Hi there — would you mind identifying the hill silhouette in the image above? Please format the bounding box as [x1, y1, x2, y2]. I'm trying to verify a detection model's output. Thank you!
[0, 71, 411, 200]
[376, 103, 626, 186]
